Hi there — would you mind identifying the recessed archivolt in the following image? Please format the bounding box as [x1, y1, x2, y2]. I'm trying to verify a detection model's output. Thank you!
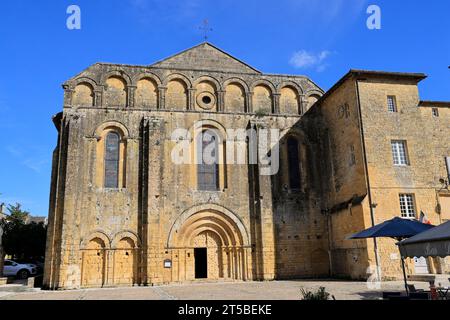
[191, 119, 227, 142]
[223, 77, 249, 93]
[187, 225, 229, 247]
[277, 81, 303, 95]
[135, 76, 159, 108]
[111, 230, 140, 249]
[72, 82, 95, 106]
[167, 204, 250, 248]
[71, 77, 99, 90]
[305, 89, 323, 101]
[223, 78, 247, 113]
[176, 212, 241, 248]
[304, 90, 323, 110]
[132, 72, 162, 87]
[80, 230, 111, 249]
[180, 216, 238, 247]
[163, 73, 192, 88]
[281, 128, 308, 145]
[93, 121, 129, 138]
[193, 75, 222, 91]
[250, 79, 276, 93]
[102, 70, 132, 87]
[279, 84, 302, 115]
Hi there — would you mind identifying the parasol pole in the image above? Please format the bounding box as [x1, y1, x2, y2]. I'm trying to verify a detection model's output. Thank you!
[396, 237, 409, 295]
[400, 256, 409, 295]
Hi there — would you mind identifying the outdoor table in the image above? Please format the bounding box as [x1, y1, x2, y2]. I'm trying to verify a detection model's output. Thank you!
[436, 287, 450, 300]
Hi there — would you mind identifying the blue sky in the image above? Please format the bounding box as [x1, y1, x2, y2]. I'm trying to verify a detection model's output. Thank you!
[0, 0, 449, 216]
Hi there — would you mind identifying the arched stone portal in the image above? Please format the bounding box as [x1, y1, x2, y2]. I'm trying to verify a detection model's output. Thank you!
[168, 205, 250, 281]
[113, 237, 137, 286]
[81, 238, 106, 287]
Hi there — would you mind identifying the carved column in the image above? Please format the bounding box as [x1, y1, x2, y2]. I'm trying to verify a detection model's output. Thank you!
[217, 90, 225, 112]
[299, 94, 308, 115]
[128, 86, 136, 108]
[63, 86, 74, 108]
[188, 88, 196, 111]
[158, 86, 167, 110]
[272, 93, 281, 114]
[105, 250, 114, 286]
[246, 92, 254, 113]
[94, 89, 103, 107]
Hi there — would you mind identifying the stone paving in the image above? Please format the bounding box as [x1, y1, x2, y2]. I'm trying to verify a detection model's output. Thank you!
[0, 280, 434, 300]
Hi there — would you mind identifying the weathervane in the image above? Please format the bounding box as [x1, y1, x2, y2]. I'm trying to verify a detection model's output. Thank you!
[199, 19, 213, 41]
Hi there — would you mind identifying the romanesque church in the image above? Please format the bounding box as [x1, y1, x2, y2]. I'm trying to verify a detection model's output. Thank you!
[43, 43, 450, 289]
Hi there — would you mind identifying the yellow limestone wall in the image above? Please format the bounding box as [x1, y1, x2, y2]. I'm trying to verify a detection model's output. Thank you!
[43, 55, 328, 289]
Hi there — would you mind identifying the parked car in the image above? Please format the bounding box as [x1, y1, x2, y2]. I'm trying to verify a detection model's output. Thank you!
[3, 260, 38, 279]
[15, 258, 44, 275]
[30, 260, 45, 275]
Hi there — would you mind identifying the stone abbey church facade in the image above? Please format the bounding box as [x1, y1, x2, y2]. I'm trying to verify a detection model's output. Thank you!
[43, 43, 450, 290]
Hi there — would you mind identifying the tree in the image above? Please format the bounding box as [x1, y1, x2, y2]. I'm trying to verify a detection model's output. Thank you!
[1, 203, 47, 261]
[6, 203, 30, 223]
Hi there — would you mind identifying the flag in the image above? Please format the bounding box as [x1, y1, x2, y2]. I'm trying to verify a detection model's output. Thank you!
[419, 211, 432, 225]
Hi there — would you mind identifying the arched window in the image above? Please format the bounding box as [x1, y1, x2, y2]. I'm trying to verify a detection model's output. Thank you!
[197, 129, 219, 191]
[287, 137, 301, 190]
[104, 132, 120, 188]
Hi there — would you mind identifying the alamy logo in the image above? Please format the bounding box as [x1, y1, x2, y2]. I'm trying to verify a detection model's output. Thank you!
[170, 125, 280, 176]
[366, 265, 382, 289]
[66, 5, 81, 30]
[367, 5, 381, 30]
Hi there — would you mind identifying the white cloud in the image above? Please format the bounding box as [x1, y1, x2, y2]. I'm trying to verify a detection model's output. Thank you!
[289, 50, 332, 72]
[5, 145, 50, 173]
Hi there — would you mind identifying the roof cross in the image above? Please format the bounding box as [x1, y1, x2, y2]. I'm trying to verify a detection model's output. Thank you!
[199, 19, 213, 41]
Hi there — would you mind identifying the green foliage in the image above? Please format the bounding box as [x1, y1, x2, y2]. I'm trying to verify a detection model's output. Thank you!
[300, 287, 331, 300]
[6, 203, 30, 223]
[1, 203, 47, 260]
[254, 108, 269, 118]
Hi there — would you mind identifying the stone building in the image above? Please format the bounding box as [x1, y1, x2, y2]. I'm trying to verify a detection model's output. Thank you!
[43, 43, 449, 290]
[302, 70, 450, 279]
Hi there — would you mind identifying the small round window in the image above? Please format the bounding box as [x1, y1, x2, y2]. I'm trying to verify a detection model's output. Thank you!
[202, 96, 212, 104]
[197, 92, 216, 110]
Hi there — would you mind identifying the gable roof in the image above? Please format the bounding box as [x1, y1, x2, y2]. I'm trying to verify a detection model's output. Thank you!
[150, 42, 261, 74]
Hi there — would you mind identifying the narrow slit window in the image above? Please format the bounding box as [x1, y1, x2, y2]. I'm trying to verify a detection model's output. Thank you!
[287, 137, 301, 190]
[104, 132, 120, 188]
[197, 130, 220, 191]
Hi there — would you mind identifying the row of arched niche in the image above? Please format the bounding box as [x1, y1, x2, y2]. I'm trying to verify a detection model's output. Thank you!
[68, 72, 322, 115]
